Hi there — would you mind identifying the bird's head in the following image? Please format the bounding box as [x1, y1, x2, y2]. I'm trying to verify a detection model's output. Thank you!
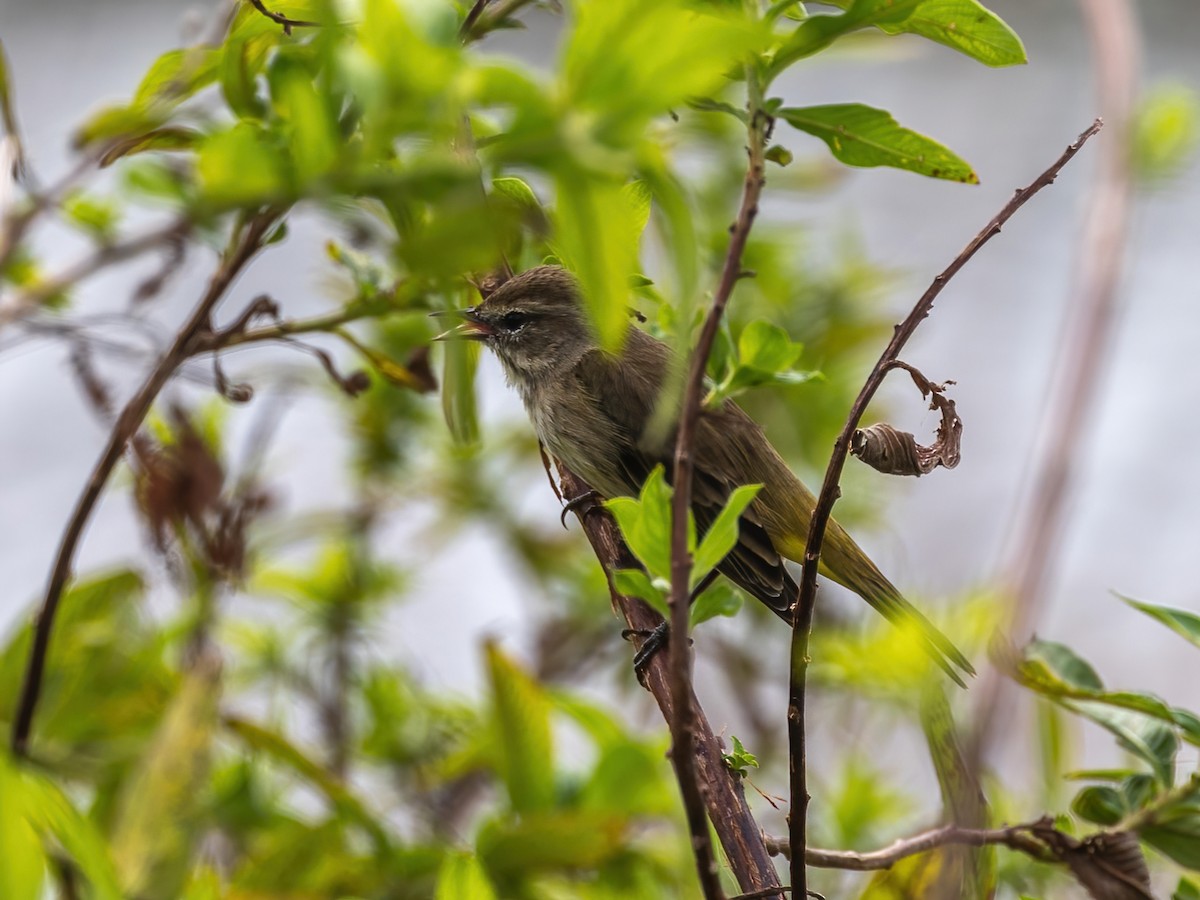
[433, 266, 601, 381]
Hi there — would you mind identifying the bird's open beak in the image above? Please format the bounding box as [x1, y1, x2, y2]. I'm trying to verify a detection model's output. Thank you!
[430, 308, 492, 342]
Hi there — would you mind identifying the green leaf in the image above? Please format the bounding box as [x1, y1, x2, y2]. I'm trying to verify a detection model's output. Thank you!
[1067, 701, 1178, 788]
[865, 0, 1027, 67]
[738, 319, 803, 373]
[21, 770, 123, 900]
[612, 569, 669, 619]
[0, 758, 46, 900]
[553, 170, 643, 351]
[62, 192, 120, 242]
[441, 330, 480, 446]
[722, 735, 760, 778]
[133, 47, 220, 107]
[1143, 811, 1200, 870]
[1070, 785, 1125, 826]
[269, 57, 338, 183]
[1132, 83, 1200, 183]
[1174, 877, 1200, 900]
[692, 483, 762, 586]
[492, 175, 541, 210]
[109, 653, 221, 899]
[98, 127, 200, 168]
[765, 144, 794, 167]
[690, 582, 744, 628]
[770, 0, 925, 74]
[778, 104, 978, 183]
[196, 122, 289, 206]
[434, 852, 499, 900]
[476, 811, 628, 876]
[1121, 594, 1200, 651]
[605, 466, 675, 580]
[485, 642, 555, 814]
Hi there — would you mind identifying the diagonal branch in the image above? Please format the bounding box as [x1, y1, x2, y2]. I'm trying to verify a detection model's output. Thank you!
[786, 119, 1104, 889]
[10, 210, 279, 758]
[667, 69, 772, 900]
[556, 463, 785, 898]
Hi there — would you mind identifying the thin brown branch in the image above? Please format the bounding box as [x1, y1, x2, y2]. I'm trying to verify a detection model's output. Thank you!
[10, 210, 278, 758]
[766, 819, 1057, 869]
[461, 0, 537, 43]
[969, 0, 1140, 771]
[557, 463, 785, 899]
[668, 72, 771, 900]
[458, 0, 492, 39]
[245, 0, 319, 34]
[786, 118, 1103, 885]
[0, 219, 190, 326]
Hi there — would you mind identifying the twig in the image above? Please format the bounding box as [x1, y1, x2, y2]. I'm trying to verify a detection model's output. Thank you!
[460, 0, 537, 43]
[10, 211, 278, 758]
[968, 0, 1140, 771]
[765, 820, 1056, 868]
[786, 119, 1103, 885]
[458, 0, 492, 39]
[556, 464, 786, 899]
[245, 0, 318, 34]
[0, 219, 190, 327]
[667, 67, 771, 900]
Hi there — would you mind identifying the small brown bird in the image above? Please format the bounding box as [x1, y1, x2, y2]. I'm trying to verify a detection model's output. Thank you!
[436, 266, 972, 683]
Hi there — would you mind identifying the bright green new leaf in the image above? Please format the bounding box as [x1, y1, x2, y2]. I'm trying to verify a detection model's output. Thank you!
[605, 466, 677, 579]
[822, 0, 1026, 67]
[563, 0, 763, 147]
[1175, 877, 1200, 900]
[779, 104, 978, 183]
[133, 47, 220, 107]
[0, 758, 46, 900]
[612, 568, 669, 619]
[1121, 594, 1200, 651]
[196, 122, 289, 206]
[109, 653, 221, 899]
[21, 770, 123, 900]
[722, 735, 760, 778]
[692, 483, 762, 587]
[434, 852, 499, 900]
[769, 0, 925, 74]
[690, 582, 744, 628]
[485, 642, 555, 814]
[739, 319, 804, 373]
[554, 170, 643, 350]
[1070, 785, 1124, 826]
[492, 175, 541, 211]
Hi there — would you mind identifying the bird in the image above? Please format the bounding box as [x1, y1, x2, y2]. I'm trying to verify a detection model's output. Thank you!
[434, 265, 973, 685]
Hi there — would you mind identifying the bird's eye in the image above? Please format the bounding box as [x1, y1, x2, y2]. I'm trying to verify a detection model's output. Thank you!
[499, 311, 530, 331]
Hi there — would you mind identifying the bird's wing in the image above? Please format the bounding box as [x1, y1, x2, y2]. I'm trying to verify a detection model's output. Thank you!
[573, 343, 796, 615]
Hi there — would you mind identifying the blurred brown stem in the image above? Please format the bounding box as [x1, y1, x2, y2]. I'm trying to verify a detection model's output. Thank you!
[10, 210, 278, 758]
[967, 0, 1140, 772]
[788, 120, 1103, 884]
[556, 463, 785, 898]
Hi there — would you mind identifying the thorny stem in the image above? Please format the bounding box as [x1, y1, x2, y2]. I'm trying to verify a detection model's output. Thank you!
[786, 119, 1103, 892]
[668, 62, 772, 900]
[10, 211, 278, 757]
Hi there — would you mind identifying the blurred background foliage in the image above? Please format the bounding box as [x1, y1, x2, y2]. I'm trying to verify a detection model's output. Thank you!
[0, 0, 1199, 898]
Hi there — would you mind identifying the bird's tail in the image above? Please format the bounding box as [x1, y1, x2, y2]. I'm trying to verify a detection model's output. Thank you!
[817, 520, 975, 688]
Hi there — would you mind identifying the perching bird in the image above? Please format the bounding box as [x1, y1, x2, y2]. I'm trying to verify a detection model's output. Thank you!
[435, 265, 973, 684]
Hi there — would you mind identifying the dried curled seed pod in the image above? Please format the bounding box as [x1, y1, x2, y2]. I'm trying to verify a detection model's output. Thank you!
[851, 363, 962, 476]
[851, 423, 924, 476]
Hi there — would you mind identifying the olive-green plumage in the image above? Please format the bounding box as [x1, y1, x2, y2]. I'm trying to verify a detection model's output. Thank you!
[439, 265, 973, 684]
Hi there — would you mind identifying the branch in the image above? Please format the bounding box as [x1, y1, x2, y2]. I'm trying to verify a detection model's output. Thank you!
[245, 0, 319, 34]
[785, 119, 1104, 883]
[765, 820, 1056, 868]
[667, 67, 771, 900]
[10, 210, 278, 758]
[556, 463, 785, 899]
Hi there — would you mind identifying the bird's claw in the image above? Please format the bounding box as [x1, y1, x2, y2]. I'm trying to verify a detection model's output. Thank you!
[623, 622, 692, 688]
[560, 490, 603, 529]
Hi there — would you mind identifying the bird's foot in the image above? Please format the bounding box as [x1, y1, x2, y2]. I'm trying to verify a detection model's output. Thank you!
[622, 622, 694, 688]
[560, 490, 604, 529]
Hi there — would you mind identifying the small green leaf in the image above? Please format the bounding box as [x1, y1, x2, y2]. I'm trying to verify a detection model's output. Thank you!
[765, 144, 794, 167]
[1070, 785, 1125, 825]
[722, 735, 760, 778]
[133, 47, 219, 107]
[476, 811, 628, 876]
[612, 569, 669, 619]
[605, 467, 675, 580]
[1174, 876, 1200, 900]
[690, 582, 744, 628]
[779, 104, 978, 183]
[434, 852, 498, 900]
[21, 770, 123, 900]
[492, 175, 541, 210]
[0, 759, 46, 900]
[867, 0, 1027, 67]
[770, 0, 925, 73]
[1143, 811, 1200, 870]
[692, 483, 762, 587]
[1068, 701, 1178, 788]
[196, 122, 289, 206]
[738, 320, 803, 373]
[62, 192, 120, 242]
[1121, 594, 1200, 651]
[485, 642, 555, 814]
[1132, 84, 1200, 183]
